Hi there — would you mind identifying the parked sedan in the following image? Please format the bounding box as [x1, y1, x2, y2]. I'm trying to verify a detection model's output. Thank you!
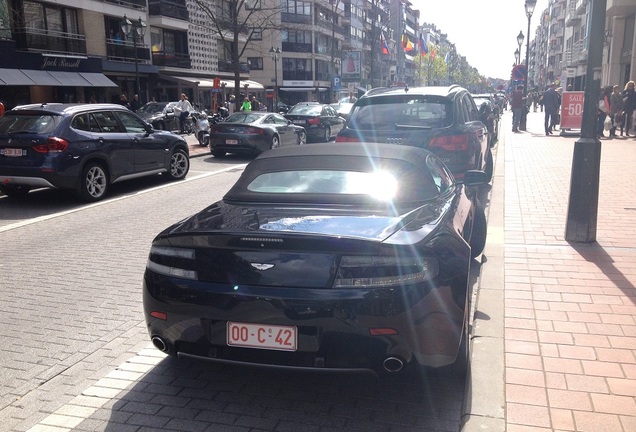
[143, 143, 488, 377]
[209, 112, 306, 158]
[0, 103, 190, 201]
[284, 102, 345, 142]
[136, 101, 180, 131]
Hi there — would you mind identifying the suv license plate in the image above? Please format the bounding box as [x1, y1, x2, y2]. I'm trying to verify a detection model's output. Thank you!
[227, 321, 297, 351]
[2, 148, 26, 157]
[293, 120, 305, 124]
[226, 139, 238, 145]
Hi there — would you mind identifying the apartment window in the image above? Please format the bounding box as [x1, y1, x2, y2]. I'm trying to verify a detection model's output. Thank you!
[24, 1, 78, 35]
[251, 28, 262, 40]
[248, 57, 263, 70]
[283, 30, 311, 43]
[282, 0, 311, 15]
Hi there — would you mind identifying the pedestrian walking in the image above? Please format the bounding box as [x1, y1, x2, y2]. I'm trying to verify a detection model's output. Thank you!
[597, 86, 610, 139]
[130, 94, 140, 112]
[240, 97, 252, 112]
[510, 85, 523, 132]
[542, 83, 560, 135]
[250, 96, 260, 111]
[609, 85, 625, 137]
[119, 93, 130, 109]
[622, 80, 635, 137]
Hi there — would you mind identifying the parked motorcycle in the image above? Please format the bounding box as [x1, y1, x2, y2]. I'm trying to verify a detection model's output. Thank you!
[209, 107, 229, 125]
[194, 112, 210, 146]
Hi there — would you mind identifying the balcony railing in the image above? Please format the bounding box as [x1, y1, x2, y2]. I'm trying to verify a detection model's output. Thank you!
[149, 0, 189, 21]
[102, 0, 147, 10]
[281, 13, 312, 25]
[107, 39, 151, 62]
[282, 71, 312, 81]
[14, 27, 86, 55]
[282, 42, 312, 53]
[152, 51, 191, 68]
[218, 60, 250, 73]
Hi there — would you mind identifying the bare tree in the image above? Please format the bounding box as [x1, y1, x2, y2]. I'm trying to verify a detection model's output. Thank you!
[193, 0, 283, 110]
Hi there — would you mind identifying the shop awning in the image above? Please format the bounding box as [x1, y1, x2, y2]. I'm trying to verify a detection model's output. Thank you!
[0, 68, 35, 86]
[0, 69, 117, 87]
[79, 73, 118, 87]
[280, 87, 329, 92]
[48, 71, 92, 87]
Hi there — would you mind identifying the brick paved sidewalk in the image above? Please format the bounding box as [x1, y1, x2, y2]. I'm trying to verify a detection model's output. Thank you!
[465, 109, 636, 431]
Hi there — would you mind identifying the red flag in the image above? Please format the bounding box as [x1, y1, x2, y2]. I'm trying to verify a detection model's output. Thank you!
[381, 31, 389, 55]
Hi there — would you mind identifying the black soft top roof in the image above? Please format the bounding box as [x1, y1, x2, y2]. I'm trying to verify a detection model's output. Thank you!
[224, 143, 441, 204]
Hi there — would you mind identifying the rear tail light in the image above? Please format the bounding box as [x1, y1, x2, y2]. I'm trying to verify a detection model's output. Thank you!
[429, 134, 469, 151]
[335, 135, 359, 143]
[146, 245, 197, 280]
[308, 117, 321, 125]
[334, 255, 438, 288]
[33, 137, 69, 153]
[244, 127, 265, 135]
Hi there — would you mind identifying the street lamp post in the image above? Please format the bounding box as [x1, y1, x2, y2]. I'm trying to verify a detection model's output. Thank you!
[514, 48, 520, 65]
[269, 47, 281, 112]
[121, 15, 147, 102]
[519, 0, 536, 131]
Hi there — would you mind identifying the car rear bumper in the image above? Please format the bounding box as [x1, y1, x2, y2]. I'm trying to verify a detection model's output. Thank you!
[143, 273, 465, 374]
[0, 175, 56, 188]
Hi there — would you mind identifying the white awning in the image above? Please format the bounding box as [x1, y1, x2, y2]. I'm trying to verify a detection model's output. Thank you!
[171, 76, 264, 90]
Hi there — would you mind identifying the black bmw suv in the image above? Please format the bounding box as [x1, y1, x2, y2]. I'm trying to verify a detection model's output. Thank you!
[336, 85, 493, 181]
[0, 103, 190, 201]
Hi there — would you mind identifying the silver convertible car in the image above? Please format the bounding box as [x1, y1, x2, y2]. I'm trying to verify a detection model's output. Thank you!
[143, 143, 488, 376]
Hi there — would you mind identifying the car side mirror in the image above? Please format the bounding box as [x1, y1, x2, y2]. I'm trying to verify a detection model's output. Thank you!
[462, 170, 488, 186]
[144, 123, 153, 134]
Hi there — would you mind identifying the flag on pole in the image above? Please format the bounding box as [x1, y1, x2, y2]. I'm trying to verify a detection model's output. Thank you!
[401, 34, 414, 52]
[419, 33, 428, 55]
[381, 31, 389, 55]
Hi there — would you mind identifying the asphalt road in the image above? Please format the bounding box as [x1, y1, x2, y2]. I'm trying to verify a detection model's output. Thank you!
[0, 154, 470, 431]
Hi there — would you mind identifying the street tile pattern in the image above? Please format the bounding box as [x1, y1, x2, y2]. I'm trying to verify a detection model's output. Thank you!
[502, 112, 636, 431]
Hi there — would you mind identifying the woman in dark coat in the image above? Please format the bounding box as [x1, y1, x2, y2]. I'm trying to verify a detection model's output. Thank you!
[622, 81, 636, 137]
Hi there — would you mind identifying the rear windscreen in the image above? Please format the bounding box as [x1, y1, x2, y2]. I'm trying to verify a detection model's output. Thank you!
[0, 113, 60, 134]
[349, 96, 452, 130]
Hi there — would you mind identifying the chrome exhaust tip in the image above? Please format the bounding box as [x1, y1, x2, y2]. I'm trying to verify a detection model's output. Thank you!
[383, 357, 404, 373]
[151, 336, 168, 353]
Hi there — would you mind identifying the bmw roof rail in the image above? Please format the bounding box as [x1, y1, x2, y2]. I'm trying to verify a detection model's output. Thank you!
[361, 87, 389, 97]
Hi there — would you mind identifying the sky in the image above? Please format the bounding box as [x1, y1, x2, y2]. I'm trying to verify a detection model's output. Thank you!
[411, 0, 551, 80]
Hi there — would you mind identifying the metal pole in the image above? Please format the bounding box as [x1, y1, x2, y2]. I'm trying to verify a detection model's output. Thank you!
[564, 0, 607, 242]
[520, 15, 532, 131]
[274, 55, 278, 110]
[133, 35, 140, 98]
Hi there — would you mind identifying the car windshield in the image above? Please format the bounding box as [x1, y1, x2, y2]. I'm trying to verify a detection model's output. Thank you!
[0, 113, 59, 134]
[288, 105, 321, 115]
[138, 103, 167, 114]
[225, 113, 262, 123]
[349, 96, 452, 130]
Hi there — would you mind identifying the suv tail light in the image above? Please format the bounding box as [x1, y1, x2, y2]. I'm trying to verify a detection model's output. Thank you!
[308, 117, 321, 125]
[429, 134, 469, 151]
[33, 137, 69, 153]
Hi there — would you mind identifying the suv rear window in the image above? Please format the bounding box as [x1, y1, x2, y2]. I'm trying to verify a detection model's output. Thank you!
[349, 96, 452, 130]
[0, 113, 60, 134]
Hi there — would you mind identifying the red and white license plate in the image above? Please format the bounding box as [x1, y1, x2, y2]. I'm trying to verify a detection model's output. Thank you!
[2, 148, 25, 157]
[227, 321, 297, 351]
[225, 139, 238, 145]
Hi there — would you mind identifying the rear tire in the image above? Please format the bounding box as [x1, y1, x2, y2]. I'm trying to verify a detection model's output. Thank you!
[323, 126, 331, 142]
[79, 162, 108, 202]
[270, 135, 280, 150]
[484, 150, 494, 182]
[0, 184, 31, 198]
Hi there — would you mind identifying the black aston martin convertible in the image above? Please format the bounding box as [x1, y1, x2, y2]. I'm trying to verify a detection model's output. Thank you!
[143, 143, 488, 376]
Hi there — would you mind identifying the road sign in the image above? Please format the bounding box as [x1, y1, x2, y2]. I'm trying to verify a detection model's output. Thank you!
[333, 76, 341, 91]
[560, 91, 584, 129]
[511, 64, 527, 81]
